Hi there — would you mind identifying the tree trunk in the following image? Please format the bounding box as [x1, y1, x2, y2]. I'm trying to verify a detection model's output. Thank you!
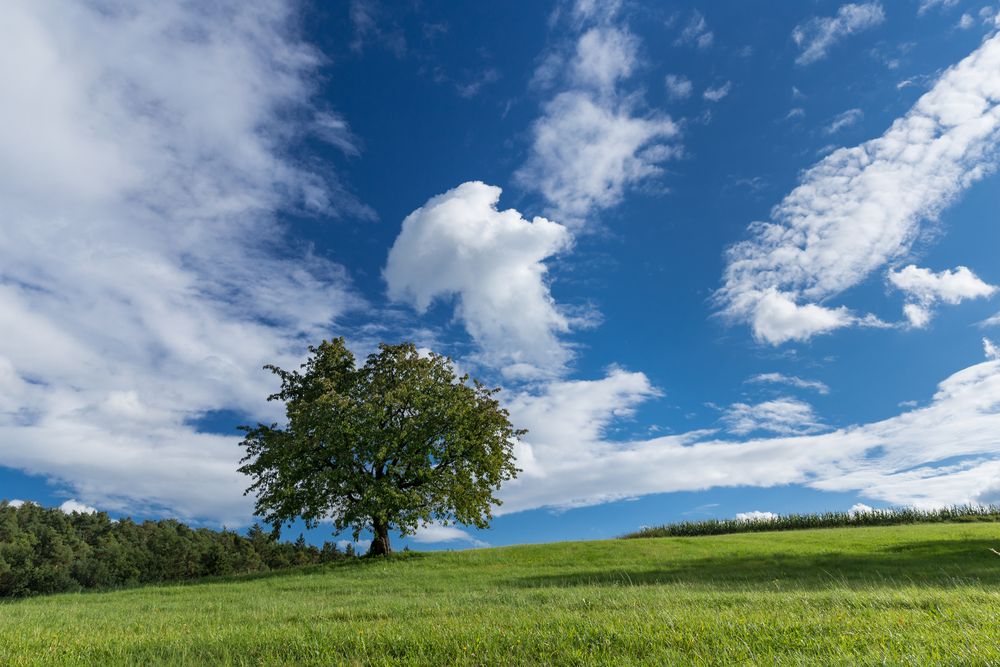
[369, 519, 391, 556]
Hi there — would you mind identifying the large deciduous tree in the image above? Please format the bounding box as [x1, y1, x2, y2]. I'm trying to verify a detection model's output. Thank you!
[238, 339, 522, 556]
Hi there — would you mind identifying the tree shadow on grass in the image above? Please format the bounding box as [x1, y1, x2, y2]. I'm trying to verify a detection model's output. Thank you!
[1, 552, 429, 604]
[511, 539, 1000, 590]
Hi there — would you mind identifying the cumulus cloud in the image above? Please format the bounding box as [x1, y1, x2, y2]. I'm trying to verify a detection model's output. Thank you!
[848, 502, 875, 516]
[59, 499, 97, 515]
[985, 338, 1000, 360]
[793, 3, 886, 65]
[747, 373, 830, 395]
[718, 28, 1000, 344]
[412, 523, 489, 548]
[890, 265, 996, 327]
[890, 265, 996, 304]
[516, 4, 679, 225]
[384, 182, 573, 378]
[0, 1, 364, 524]
[497, 357, 1000, 514]
[665, 74, 693, 100]
[739, 290, 857, 345]
[721, 397, 826, 436]
[6, 500, 25, 508]
[735, 510, 778, 522]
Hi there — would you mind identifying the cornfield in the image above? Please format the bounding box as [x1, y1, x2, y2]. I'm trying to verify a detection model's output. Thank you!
[622, 504, 1000, 539]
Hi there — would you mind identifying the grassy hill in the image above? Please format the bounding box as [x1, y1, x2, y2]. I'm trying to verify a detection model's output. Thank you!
[2, 522, 1000, 665]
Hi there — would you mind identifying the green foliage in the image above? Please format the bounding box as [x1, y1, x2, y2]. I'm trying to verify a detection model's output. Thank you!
[0, 501, 354, 599]
[2, 523, 1000, 664]
[239, 339, 522, 555]
[622, 504, 1000, 539]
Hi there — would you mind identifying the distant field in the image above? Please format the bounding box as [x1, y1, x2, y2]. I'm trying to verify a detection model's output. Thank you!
[3, 522, 1000, 665]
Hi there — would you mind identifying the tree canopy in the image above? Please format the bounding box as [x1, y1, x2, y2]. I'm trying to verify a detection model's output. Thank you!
[239, 339, 522, 555]
[0, 501, 351, 598]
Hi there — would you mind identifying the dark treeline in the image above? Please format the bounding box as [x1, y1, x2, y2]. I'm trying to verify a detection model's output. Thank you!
[623, 505, 1000, 539]
[0, 500, 358, 598]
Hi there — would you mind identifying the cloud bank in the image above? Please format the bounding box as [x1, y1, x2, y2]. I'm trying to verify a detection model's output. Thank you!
[718, 27, 1000, 344]
[0, 1, 362, 524]
[499, 356, 1000, 514]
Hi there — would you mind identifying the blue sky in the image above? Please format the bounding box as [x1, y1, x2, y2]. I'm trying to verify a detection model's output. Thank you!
[3, 0, 1000, 551]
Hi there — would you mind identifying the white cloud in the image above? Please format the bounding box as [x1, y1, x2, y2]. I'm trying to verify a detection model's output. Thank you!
[747, 373, 830, 395]
[703, 82, 732, 102]
[848, 502, 874, 516]
[718, 28, 1000, 345]
[918, 0, 959, 15]
[0, 2, 364, 525]
[741, 290, 857, 345]
[721, 397, 826, 436]
[665, 74, 693, 100]
[412, 523, 489, 548]
[890, 264, 996, 305]
[6, 499, 25, 508]
[517, 94, 678, 225]
[498, 357, 1000, 515]
[59, 499, 97, 515]
[903, 303, 933, 328]
[985, 338, 1000, 360]
[824, 108, 864, 134]
[571, 0, 624, 25]
[349, 0, 405, 57]
[735, 510, 778, 522]
[675, 11, 713, 49]
[959, 13, 976, 29]
[890, 265, 996, 326]
[981, 312, 1000, 328]
[793, 3, 886, 65]
[516, 6, 680, 225]
[384, 182, 573, 378]
[314, 111, 362, 156]
[572, 27, 638, 92]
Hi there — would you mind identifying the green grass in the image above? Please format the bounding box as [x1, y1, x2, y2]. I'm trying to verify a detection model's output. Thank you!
[3, 523, 1000, 665]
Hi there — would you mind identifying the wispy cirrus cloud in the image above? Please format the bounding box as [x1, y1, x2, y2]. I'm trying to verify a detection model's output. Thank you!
[665, 74, 693, 100]
[675, 10, 714, 49]
[703, 82, 732, 102]
[824, 108, 863, 134]
[793, 3, 885, 65]
[718, 27, 1000, 345]
[747, 373, 830, 395]
[720, 397, 826, 436]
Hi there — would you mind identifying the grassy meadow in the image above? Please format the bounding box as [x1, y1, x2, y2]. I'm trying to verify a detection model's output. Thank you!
[3, 522, 1000, 665]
